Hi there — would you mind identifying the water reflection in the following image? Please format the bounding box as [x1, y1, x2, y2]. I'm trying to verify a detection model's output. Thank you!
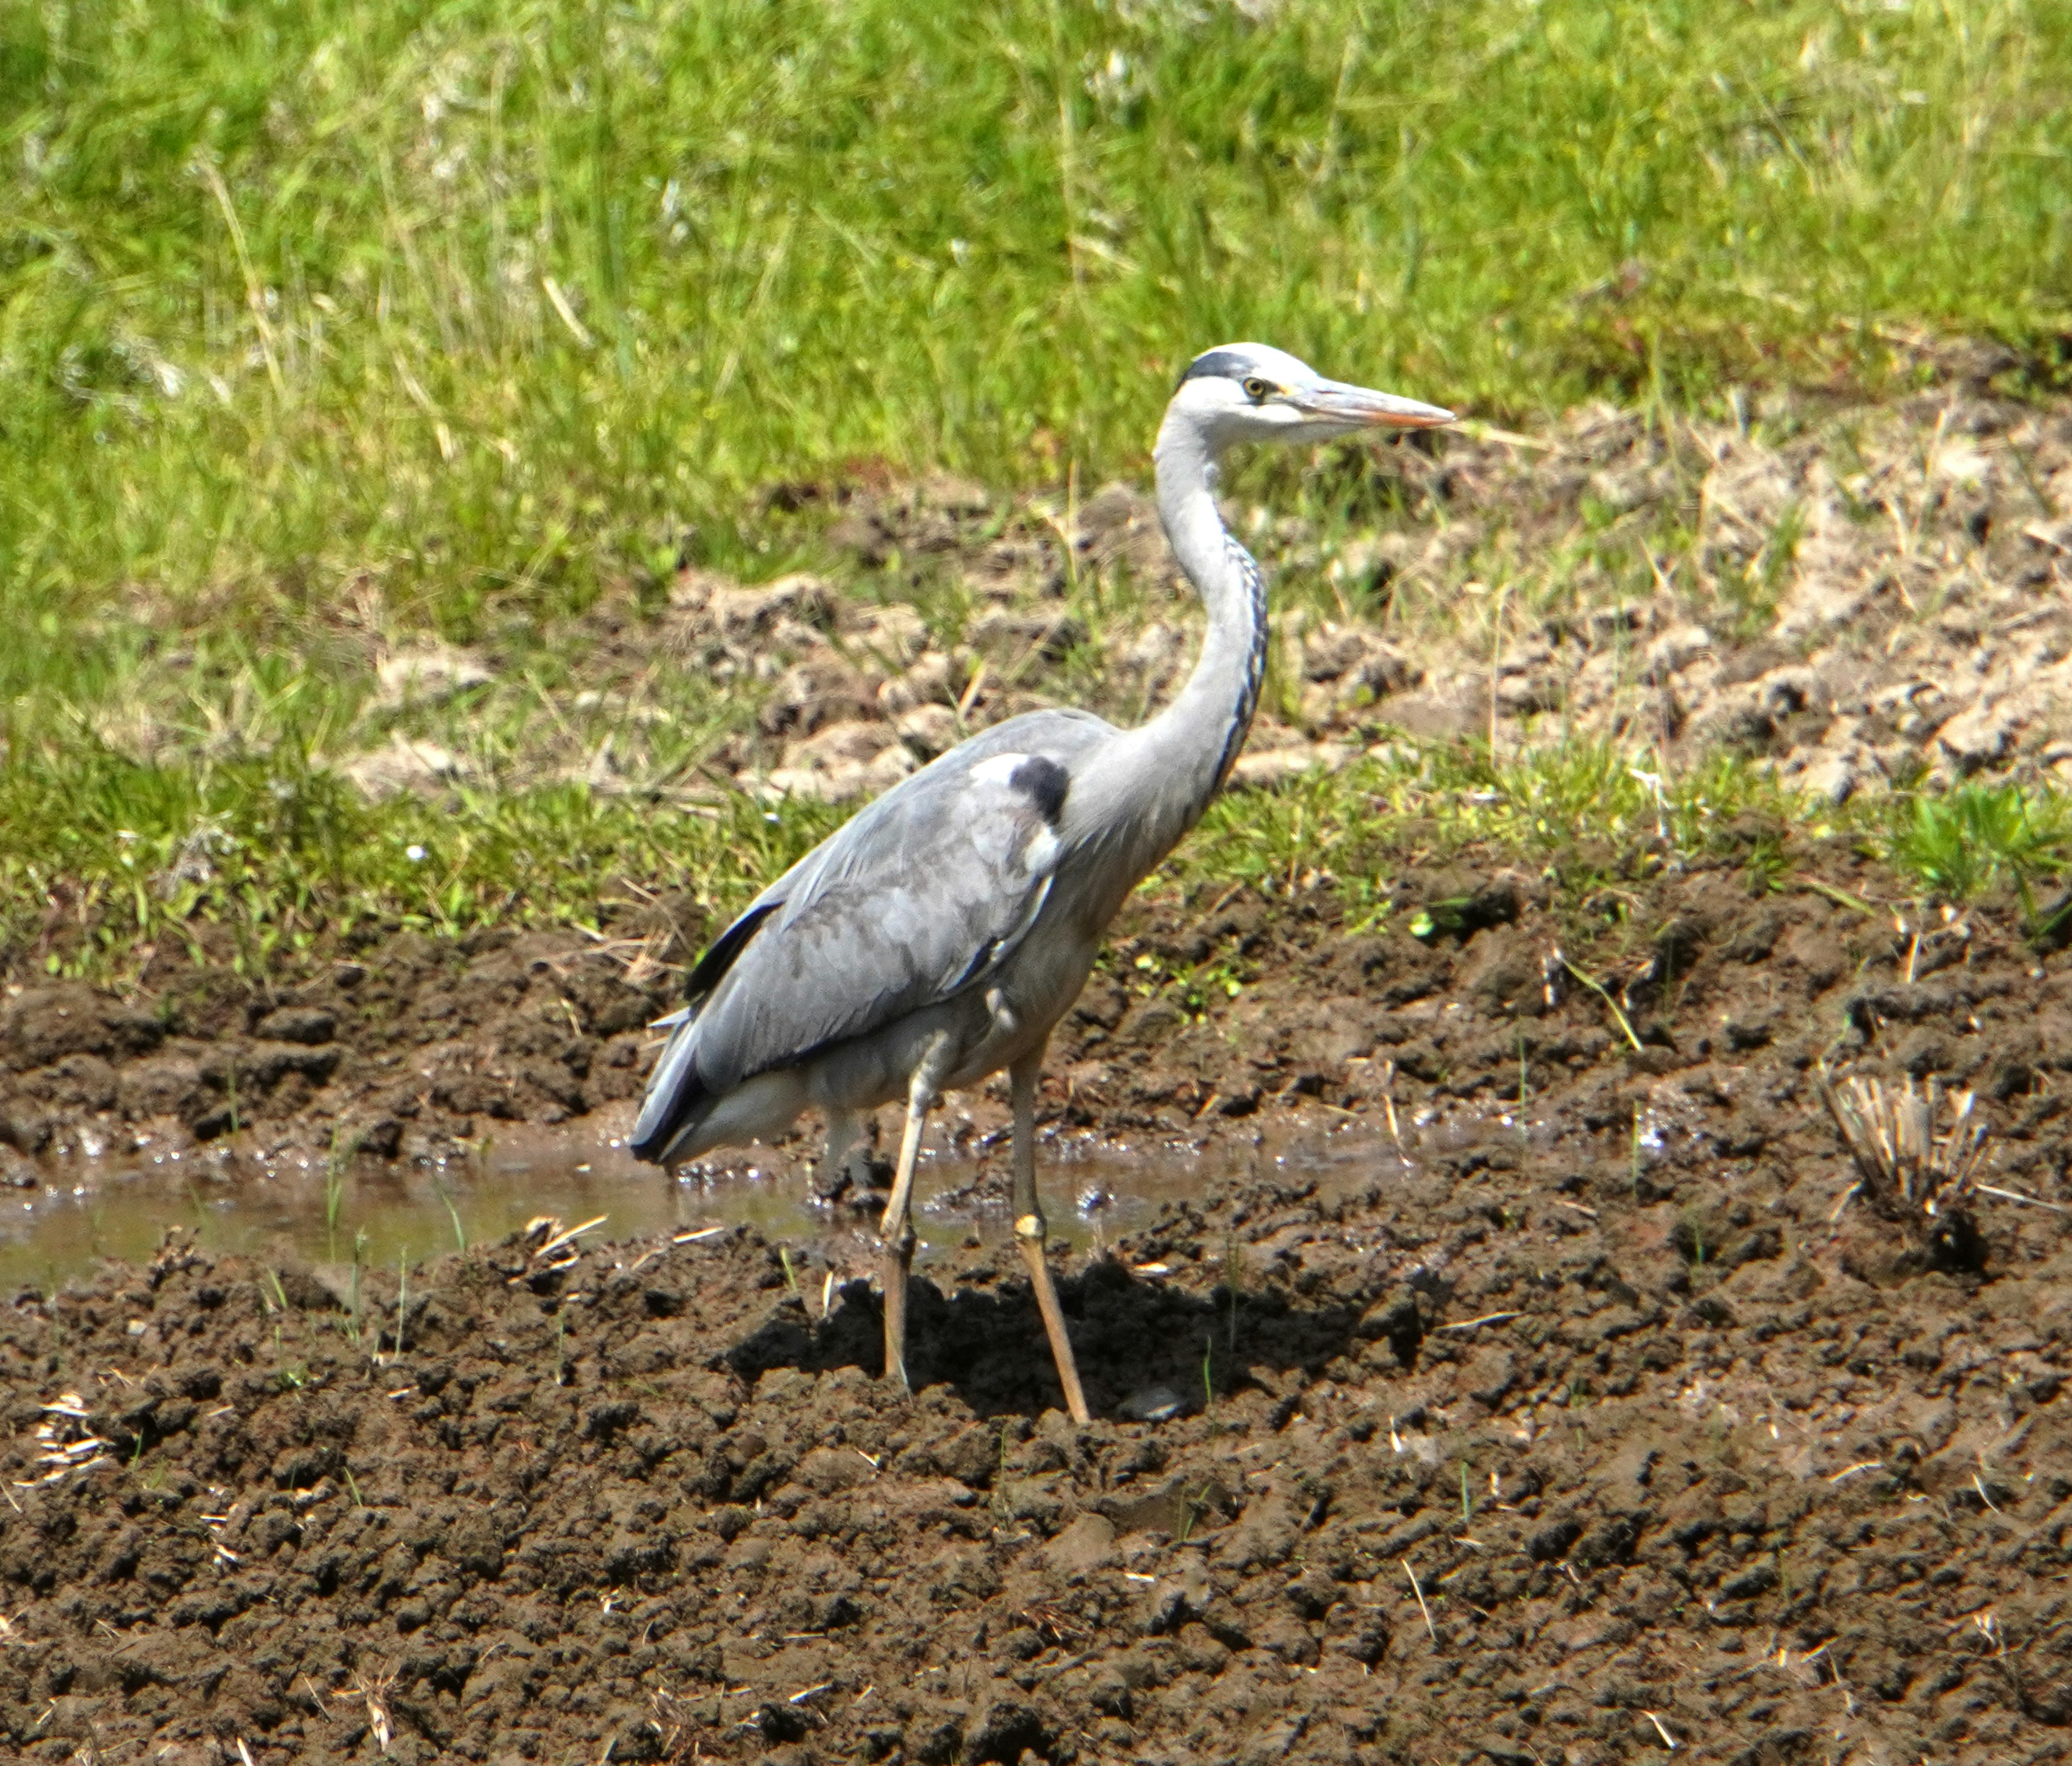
[0, 1104, 1498, 1293]
[0, 1128, 1260, 1292]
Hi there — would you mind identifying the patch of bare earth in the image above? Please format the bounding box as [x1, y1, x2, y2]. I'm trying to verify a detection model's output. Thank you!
[315, 390, 2072, 811]
[1, 850, 2070, 1761]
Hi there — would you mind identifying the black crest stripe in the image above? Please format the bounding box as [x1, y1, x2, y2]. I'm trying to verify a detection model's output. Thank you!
[1208, 539, 1269, 797]
[1178, 348, 1252, 388]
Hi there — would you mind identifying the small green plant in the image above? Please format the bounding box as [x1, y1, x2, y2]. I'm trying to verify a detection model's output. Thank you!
[1743, 825, 1791, 895]
[778, 1245, 802, 1302]
[1201, 1333, 1216, 1427]
[2027, 882, 2072, 949]
[989, 1425, 1016, 1524]
[263, 1268, 290, 1313]
[1885, 783, 2070, 902]
[1562, 956, 1644, 1055]
[1459, 1461, 1474, 1527]
[343, 1465, 365, 1507]
[432, 1176, 467, 1255]
[1725, 497, 1805, 635]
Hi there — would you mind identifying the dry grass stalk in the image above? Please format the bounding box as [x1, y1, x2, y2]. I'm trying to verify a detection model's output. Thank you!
[1817, 1071, 1989, 1224]
[646, 1687, 700, 1762]
[351, 1663, 397, 1754]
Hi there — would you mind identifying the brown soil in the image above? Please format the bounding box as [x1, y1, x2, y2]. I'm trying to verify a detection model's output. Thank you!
[2, 852, 2071, 1763]
[304, 386, 2072, 818]
[0, 918, 679, 1178]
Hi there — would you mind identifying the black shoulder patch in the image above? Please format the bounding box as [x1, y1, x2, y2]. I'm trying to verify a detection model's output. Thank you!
[1178, 348, 1251, 388]
[685, 900, 780, 1001]
[1010, 755, 1070, 825]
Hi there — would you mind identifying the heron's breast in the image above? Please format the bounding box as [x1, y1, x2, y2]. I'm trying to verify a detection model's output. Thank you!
[990, 914, 1102, 1033]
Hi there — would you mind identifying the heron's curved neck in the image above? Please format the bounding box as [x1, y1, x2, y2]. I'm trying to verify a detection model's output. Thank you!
[1055, 408, 1266, 910]
[1139, 414, 1267, 820]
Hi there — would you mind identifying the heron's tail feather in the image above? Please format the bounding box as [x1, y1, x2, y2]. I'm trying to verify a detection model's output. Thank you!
[630, 1010, 708, 1165]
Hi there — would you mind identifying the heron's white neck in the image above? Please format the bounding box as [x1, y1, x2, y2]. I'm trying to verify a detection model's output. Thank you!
[1146, 416, 1269, 809]
[1065, 409, 1266, 898]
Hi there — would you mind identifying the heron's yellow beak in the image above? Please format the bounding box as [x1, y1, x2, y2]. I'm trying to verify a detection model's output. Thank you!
[1300, 381, 1455, 429]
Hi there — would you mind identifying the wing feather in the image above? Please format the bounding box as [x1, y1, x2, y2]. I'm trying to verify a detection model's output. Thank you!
[631, 710, 1109, 1158]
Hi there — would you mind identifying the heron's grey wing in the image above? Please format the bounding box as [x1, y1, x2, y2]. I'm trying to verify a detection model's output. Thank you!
[631, 711, 1110, 1157]
[733, 708, 1107, 910]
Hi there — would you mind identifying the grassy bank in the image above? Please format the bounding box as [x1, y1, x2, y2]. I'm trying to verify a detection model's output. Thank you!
[8, 727, 2069, 993]
[5, 0, 2071, 973]
[10, 0, 2071, 632]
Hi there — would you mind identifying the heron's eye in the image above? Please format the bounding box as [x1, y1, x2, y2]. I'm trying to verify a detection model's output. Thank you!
[1241, 377, 1272, 403]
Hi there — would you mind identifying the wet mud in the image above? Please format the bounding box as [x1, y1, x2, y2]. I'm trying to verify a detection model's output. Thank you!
[2, 850, 2071, 1762]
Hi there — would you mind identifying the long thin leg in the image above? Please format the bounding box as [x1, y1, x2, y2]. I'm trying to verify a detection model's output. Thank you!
[1010, 1050, 1090, 1425]
[880, 1036, 949, 1394]
[814, 1107, 865, 1204]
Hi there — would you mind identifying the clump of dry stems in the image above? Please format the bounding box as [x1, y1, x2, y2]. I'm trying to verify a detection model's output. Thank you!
[1817, 1071, 1988, 1228]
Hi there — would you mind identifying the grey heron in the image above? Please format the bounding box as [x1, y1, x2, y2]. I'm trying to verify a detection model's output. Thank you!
[631, 343, 1453, 1423]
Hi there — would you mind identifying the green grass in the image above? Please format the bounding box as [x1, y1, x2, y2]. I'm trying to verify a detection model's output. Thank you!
[0, 741, 844, 977]
[19, 713, 2062, 987]
[8, 0, 2070, 644]
[5, 0, 2072, 973]
[1181, 735, 1816, 907]
[1881, 779, 2072, 904]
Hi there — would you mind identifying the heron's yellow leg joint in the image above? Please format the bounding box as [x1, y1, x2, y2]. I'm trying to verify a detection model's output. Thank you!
[1013, 1213, 1044, 1241]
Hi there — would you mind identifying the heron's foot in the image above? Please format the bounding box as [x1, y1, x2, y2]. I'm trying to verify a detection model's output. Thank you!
[1015, 1215, 1091, 1427]
[813, 1147, 890, 1207]
[880, 1234, 917, 1396]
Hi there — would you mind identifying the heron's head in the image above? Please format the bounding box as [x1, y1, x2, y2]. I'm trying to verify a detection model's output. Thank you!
[1168, 342, 1453, 452]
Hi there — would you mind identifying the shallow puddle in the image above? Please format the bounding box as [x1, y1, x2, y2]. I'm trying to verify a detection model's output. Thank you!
[0, 1115, 1421, 1293]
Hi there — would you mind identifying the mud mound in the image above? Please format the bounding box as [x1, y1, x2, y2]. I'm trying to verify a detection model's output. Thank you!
[315, 391, 2072, 814]
[0, 922, 680, 1173]
[1, 857, 2070, 1761]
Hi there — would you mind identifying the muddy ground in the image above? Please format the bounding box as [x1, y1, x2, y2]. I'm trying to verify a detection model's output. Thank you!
[1, 844, 2069, 1763]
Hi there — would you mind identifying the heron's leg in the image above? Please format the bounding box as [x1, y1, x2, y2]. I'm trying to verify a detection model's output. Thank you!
[879, 1036, 949, 1395]
[846, 1112, 882, 1191]
[814, 1107, 864, 1203]
[1010, 1050, 1090, 1426]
